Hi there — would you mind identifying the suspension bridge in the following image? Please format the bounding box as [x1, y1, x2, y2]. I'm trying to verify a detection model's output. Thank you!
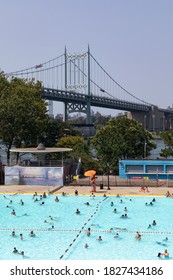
[5, 46, 173, 132]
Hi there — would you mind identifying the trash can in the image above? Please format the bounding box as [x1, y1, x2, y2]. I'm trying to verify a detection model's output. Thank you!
[100, 184, 104, 190]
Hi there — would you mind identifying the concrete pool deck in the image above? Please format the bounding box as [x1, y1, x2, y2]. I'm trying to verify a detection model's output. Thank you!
[0, 183, 172, 196]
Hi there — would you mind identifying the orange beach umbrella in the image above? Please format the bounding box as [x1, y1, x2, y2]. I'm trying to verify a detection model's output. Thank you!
[84, 170, 96, 177]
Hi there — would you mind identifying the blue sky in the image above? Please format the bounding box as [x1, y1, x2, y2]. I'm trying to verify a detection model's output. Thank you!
[1, 0, 173, 116]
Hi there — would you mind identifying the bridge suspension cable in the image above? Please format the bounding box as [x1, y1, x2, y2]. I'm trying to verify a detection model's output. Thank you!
[90, 53, 152, 105]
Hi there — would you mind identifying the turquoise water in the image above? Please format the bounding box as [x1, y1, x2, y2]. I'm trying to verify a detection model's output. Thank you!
[0, 194, 173, 260]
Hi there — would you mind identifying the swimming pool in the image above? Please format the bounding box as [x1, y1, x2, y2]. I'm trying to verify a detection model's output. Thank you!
[0, 194, 172, 260]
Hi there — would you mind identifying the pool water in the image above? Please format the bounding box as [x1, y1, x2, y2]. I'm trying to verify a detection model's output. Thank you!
[0, 194, 172, 260]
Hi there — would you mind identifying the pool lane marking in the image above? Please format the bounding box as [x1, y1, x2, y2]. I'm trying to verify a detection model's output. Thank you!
[2, 227, 173, 236]
[59, 197, 108, 260]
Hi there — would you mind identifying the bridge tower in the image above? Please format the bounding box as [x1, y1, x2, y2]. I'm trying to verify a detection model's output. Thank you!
[64, 46, 91, 124]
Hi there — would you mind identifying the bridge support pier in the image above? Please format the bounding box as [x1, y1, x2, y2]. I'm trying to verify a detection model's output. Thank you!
[129, 106, 173, 131]
[63, 102, 68, 122]
[86, 98, 91, 125]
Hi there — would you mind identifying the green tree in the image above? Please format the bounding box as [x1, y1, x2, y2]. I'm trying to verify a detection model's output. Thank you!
[91, 116, 156, 171]
[42, 118, 80, 147]
[0, 73, 49, 164]
[57, 135, 98, 171]
[160, 130, 173, 157]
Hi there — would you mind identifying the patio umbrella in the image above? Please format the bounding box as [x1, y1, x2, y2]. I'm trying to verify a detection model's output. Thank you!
[84, 170, 96, 177]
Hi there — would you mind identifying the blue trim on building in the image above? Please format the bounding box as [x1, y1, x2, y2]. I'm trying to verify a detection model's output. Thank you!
[119, 160, 173, 180]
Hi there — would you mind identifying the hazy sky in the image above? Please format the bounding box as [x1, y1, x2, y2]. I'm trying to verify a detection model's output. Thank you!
[1, 0, 173, 116]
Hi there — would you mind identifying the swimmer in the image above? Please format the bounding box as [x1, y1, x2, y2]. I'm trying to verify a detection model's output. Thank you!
[84, 243, 89, 248]
[84, 202, 90, 206]
[22, 213, 28, 216]
[19, 199, 24, 205]
[48, 225, 54, 230]
[62, 192, 66, 196]
[149, 202, 153, 206]
[124, 207, 127, 211]
[152, 220, 156, 226]
[87, 228, 91, 237]
[76, 209, 80, 214]
[135, 231, 142, 240]
[11, 209, 16, 215]
[163, 249, 169, 257]
[120, 199, 123, 203]
[34, 198, 38, 202]
[3, 195, 7, 199]
[163, 237, 168, 242]
[43, 192, 47, 198]
[20, 233, 23, 240]
[40, 201, 45, 205]
[29, 230, 36, 237]
[55, 196, 59, 202]
[97, 236, 102, 241]
[11, 231, 15, 237]
[110, 202, 114, 206]
[114, 233, 119, 239]
[13, 247, 18, 254]
[148, 224, 152, 229]
[157, 252, 162, 258]
[121, 213, 128, 218]
[19, 251, 24, 257]
[49, 215, 57, 221]
[152, 198, 156, 202]
[9, 200, 13, 204]
[113, 208, 117, 213]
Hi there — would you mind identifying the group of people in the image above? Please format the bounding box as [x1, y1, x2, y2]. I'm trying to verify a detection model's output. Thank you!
[13, 247, 24, 257]
[158, 249, 169, 258]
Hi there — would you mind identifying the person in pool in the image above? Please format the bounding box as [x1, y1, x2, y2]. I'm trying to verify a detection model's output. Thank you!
[87, 228, 91, 237]
[29, 230, 36, 237]
[163, 249, 169, 257]
[163, 237, 168, 242]
[13, 247, 18, 254]
[11, 209, 16, 216]
[76, 209, 80, 214]
[114, 233, 119, 239]
[55, 196, 59, 202]
[97, 236, 102, 241]
[11, 231, 15, 237]
[135, 231, 142, 240]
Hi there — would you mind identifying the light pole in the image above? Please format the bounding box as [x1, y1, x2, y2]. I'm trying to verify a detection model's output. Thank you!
[144, 142, 147, 158]
[107, 163, 110, 190]
[156, 168, 159, 187]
